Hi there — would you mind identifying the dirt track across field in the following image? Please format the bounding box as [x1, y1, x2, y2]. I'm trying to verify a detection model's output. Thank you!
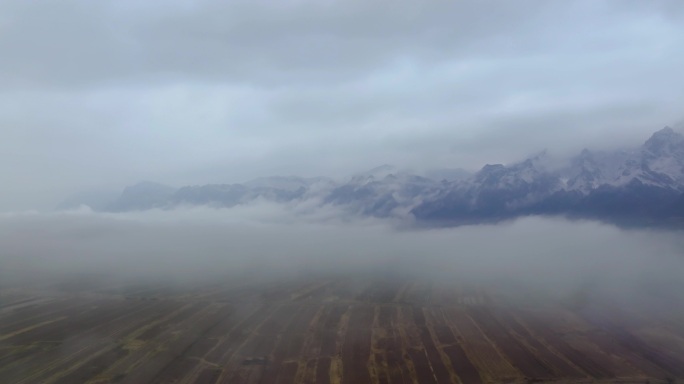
[2, 277, 684, 383]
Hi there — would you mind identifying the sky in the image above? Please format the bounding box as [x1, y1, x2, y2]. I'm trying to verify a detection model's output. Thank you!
[1, 0, 684, 210]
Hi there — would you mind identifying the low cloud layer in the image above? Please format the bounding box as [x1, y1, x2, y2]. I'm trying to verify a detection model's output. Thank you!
[2, 204, 683, 310]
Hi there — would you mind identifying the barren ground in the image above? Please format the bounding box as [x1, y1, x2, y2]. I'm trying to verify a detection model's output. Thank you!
[2, 275, 684, 383]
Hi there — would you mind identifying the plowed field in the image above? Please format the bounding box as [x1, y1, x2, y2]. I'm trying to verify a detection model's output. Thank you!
[2, 277, 684, 383]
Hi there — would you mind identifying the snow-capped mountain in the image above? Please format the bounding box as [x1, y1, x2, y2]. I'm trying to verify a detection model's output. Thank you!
[613, 127, 684, 189]
[564, 149, 614, 193]
[104, 176, 337, 211]
[243, 176, 335, 193]
[62, 127, 684, 227]
[557, 127, 684, 193]
[414, 127, 684, 224]
[325, 169, 440, 217]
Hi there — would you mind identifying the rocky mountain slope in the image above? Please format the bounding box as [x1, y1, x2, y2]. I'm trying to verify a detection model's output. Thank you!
[62, 127, 684, 227]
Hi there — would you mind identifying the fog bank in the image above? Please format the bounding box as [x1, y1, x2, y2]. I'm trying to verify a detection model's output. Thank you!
[1, 204, 683, 307]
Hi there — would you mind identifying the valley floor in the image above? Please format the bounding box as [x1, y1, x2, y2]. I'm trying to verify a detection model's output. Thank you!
[1, 276, 684, 383]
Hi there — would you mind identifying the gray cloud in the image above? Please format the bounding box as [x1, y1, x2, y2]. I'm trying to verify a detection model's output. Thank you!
[2, 206, 684, 310]
[1, 0, 683, 209]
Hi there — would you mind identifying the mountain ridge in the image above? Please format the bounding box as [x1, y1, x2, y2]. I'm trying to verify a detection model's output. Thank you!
[60, 127, 684, 228]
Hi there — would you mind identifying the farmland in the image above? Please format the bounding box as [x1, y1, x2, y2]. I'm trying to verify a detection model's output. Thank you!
[2, 275, 684, 383]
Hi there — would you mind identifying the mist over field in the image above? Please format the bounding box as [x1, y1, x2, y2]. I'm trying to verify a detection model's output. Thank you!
[3, 1, 684, 382]
[2, 204, 683, 309]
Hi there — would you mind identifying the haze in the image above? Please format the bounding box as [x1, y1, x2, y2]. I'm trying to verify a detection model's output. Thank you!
[2, 0, 684, 210]
[3, 2, 684, 382]
[2, 206, 683, 310]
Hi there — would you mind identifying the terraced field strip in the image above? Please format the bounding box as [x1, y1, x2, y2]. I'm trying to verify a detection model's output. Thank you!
[373, 306, 413, 384]
[193, 367, 222, 384]
[0, 295, 38, 307]
[518, 309, 615, 379]
[0, 316, 68, 342]
[208, 304, 276, 364]
[0, 296, 56, 316]
[92, 308, 187, 381]
[466, 307, 554, 378]
[398, 305, 433, 383]
[0, 299, 167, 381]
[0, 345, 44, 375]
[118, 304, 229, 384]
[441, 344, 482, 384]
[339, 304, 374, 384]
[424, 308, 483, 384]
[319, 305, 347, 358]
[0, 298, 95, 335]
[149, 356, 201, 384]
[370, 306, 393, 384]
[634, 326, 684, 361]
[82, 301, 194, 381]
[586, 328, 673, 378]
[257, 304, 321, 384]
[296, 304, 340, 383]
[442, 307, 520, 382]
[296, 305, 338, 384]
[554, 308, 662, 378]
[91, 300, 180, 340]
[1, 300, 154, 384]
[572, 306, 684, 378]
[144, 304, 232, 384]
[544, 308, 646, 378]
[210, 305, 284, 382]
[410, 306, 451, 383]
[4, 278, 684, 383]
[4, 299, 139, 345]
[220, 304, 300, 384]
[489, 308, 584, 378]
[52, 346, 129, 384]
[596, 324, 684, 377]
[38, 300, 185, 383]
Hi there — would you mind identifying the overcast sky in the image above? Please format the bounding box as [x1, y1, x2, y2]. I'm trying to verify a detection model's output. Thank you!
[1, 0, 684, 210]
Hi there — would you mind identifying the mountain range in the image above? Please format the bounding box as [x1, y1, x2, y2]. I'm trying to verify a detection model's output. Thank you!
[62, 127, 684, 227]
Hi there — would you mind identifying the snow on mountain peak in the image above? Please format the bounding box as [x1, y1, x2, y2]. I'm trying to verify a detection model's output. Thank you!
[607, 127, 684, 189]
[61, 126, 684, 220]
[644, 126, 684, 154]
